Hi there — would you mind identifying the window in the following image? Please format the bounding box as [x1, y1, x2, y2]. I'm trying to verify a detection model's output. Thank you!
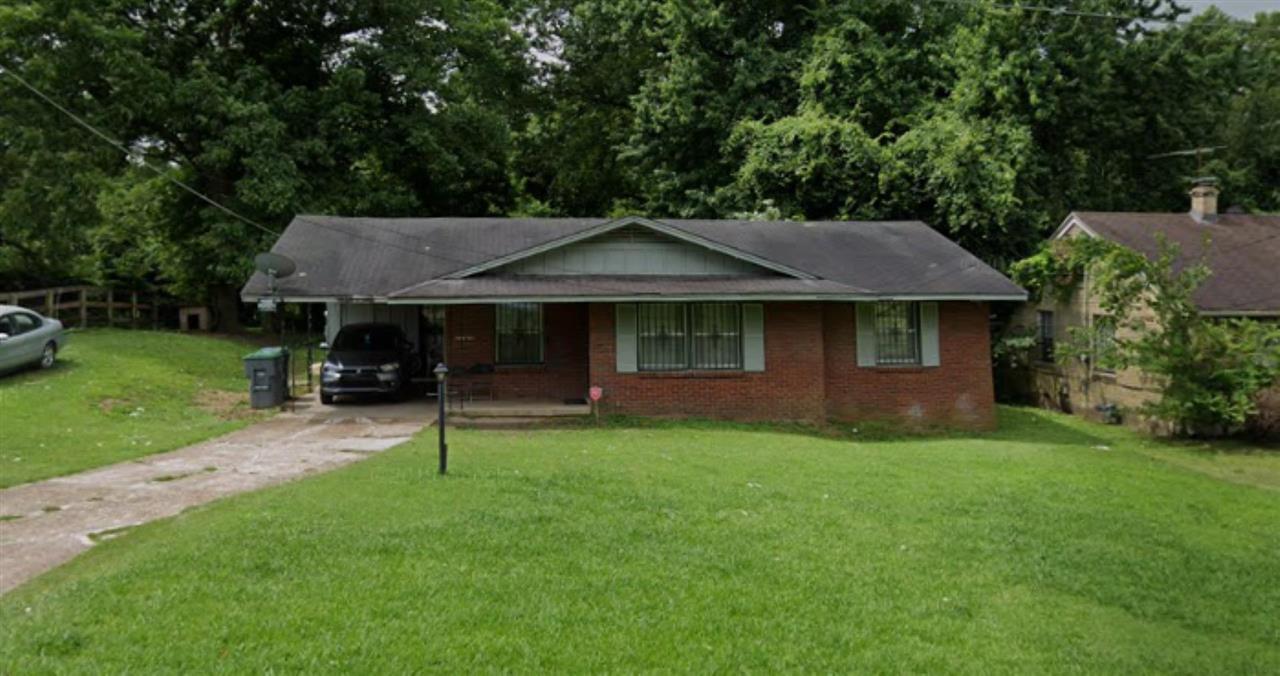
[637, 304, 688, 371]
[495, 303, 543, 364]
[1093, 314, 1116, 373]
[10, 313, 39, 335]
[333, 324, 404, 351]
[637, 303, 742, 371]
[1038, 310, 1055, 362]
[874, 302, 920, 365]
[690, 303, 742, 369]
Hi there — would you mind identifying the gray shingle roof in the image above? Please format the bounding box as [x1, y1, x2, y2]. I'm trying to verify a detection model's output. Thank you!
[1067, 212, 1280, 314]
[241, 215, 1025, 301]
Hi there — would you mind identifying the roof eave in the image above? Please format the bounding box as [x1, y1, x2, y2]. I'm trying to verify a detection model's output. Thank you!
[383, 292, 1027, 304]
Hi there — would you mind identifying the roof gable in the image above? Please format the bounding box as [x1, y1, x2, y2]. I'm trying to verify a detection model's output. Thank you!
[443, 216, 813, 280]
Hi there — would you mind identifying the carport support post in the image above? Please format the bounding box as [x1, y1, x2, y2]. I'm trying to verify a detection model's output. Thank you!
[434, 363, 449, 475]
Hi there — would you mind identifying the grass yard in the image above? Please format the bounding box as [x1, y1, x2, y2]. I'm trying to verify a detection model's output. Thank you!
[0, 329, 266, 488]
[1, 409, 1276, 672]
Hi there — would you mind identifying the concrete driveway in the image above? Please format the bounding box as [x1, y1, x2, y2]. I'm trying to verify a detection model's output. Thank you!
[0, 392, 432, 594]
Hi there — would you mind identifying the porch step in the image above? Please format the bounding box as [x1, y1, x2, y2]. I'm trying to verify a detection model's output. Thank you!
[447, 403, 591, 418]
[450, 415, 586, 429]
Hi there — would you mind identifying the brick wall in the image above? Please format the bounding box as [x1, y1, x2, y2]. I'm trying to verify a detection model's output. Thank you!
[587, 302, 828, 421]
[445, 303, 588, 401]
[822, 302, 996, 428]
[444, 300, 996, 427]
[586, 301, 995, 428]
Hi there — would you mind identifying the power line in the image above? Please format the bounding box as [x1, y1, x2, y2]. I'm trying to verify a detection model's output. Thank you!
[10, 52, 1270, 309]
[1, 66, 283, 239]
[0, 65, 692, 297]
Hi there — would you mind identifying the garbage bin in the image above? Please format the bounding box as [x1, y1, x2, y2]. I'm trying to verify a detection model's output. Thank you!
[243, 347, 290, 409]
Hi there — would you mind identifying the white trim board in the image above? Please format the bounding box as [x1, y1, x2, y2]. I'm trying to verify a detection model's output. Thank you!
[382, 294, 1026, 305]
[245, 293, 1026, 304]
[1051, 213, 1100, 240]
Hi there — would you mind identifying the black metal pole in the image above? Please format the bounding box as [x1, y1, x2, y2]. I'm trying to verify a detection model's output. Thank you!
[437, 374, 448, 474]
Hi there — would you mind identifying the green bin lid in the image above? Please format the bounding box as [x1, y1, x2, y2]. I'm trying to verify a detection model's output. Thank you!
[243, 346, 288, 360]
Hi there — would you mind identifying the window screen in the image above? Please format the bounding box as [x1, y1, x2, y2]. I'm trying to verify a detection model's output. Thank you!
[690, 303, 742, 369]
[637, 304, 688, 371]
[1038, 310, 1055, 362]
[495, 303, 543, 364]
[874, 302, 920, 365]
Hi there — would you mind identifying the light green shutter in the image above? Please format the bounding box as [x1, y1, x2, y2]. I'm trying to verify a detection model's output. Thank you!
[742, 303, 764, 372]
[856, 303, 877, 367]
[615, 303, 637, 373]
[920, 302, 940, 367]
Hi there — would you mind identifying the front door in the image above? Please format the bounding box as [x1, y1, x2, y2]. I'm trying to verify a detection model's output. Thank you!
[419, 306, 445, 374]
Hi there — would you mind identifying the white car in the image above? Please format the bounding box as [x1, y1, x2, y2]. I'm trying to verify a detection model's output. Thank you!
[0, 305, 68, 373]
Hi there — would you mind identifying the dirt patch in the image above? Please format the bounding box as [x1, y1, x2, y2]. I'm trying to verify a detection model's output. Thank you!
[97, 398, 132, 414]
[194, 389, 255, 421]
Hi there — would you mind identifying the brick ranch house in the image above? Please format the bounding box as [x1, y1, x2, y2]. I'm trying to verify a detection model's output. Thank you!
[242, 215, 1025, 428]
[1012, 180, 1280, 430]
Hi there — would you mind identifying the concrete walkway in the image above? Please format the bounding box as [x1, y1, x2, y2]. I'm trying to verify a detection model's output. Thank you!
[0, 393, 430, 594]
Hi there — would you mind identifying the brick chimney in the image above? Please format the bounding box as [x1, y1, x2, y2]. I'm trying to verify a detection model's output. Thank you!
[1189, 177, 1219, 222]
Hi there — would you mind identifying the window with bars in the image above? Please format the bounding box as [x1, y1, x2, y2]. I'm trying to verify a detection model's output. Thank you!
[1038, 310, 1055, 362]
[874, 302, 921, 365]
[495, 303, 543, 364]
[637, 303, 742, 371]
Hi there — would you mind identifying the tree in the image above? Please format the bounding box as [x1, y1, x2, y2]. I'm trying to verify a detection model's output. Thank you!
[2, 0, 535, 321]
[1012, 237, 1280, 436]
[3, 0, 1278, 307]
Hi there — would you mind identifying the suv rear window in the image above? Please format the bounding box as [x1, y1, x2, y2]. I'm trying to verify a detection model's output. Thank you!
[333, 325, 403, 351]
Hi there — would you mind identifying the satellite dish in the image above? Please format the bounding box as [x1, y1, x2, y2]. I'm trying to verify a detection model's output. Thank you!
[254, 252, 297, 279]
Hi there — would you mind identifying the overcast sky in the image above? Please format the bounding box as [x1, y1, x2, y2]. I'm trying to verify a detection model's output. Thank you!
[1180, 0, 1279, 19]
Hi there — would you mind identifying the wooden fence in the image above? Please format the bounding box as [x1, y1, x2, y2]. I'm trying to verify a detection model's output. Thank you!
[3, 286, 169, 329]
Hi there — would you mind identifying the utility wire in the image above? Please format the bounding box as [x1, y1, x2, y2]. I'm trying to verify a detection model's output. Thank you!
[0, 66, 709, 297]
[1, 66, 282, 238]
[9, 57, 1272, 307]
[5, 61, 855, 296]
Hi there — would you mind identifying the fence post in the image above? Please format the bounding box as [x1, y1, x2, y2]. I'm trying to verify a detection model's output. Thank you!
[131, 292, 139, 328]
[46, 290, 55, 319]
[106, 290, 114, 325]
[79, 288, 88, 328]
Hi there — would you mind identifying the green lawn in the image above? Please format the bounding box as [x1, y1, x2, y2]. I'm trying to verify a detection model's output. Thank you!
[1, 409, 1277, 672]
[0, 329, 266, 488]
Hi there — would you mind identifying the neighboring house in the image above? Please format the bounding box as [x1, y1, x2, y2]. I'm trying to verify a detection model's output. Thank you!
[1013, 180, 1280, 427]
[242, 215, 1024, 428]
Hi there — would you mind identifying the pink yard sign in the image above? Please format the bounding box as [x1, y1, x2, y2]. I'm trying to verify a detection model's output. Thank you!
[588, 386, 603, 402]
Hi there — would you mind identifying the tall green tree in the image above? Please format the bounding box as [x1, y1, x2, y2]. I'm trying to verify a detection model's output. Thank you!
[3, 0, 1278, 304]
[2, 0, 534, 321]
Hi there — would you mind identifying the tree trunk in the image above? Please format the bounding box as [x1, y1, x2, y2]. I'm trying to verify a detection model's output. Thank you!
[208, 285, 244, 333]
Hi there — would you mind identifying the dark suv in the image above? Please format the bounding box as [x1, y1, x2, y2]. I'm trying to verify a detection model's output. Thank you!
[320, 323, 420, 404]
